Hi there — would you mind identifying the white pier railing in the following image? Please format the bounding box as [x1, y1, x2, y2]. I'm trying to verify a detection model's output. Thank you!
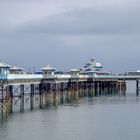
[0, 73, 140, 81]
[94, 75, 140, 80]
[7, 74, 43, 80]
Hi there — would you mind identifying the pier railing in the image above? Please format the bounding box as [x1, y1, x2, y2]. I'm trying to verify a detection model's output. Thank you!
[95, 75, 140, 80]
[7, 74, 43, 80]
[0, 73, 140, 82]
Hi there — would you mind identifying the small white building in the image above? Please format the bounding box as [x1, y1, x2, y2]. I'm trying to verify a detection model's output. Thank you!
[9, 65, 23, 74]
[41, 65, 56, 75]
[95, 62, 103, 71]
[0, 61, 11, 79]
[69, 68, 80, 76]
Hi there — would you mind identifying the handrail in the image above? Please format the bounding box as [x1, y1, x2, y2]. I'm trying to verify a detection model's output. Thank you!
[0, 73, 140, 81]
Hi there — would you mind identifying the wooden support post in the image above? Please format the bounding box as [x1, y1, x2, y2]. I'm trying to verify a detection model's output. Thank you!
[74, 90, 79, 101]
[92, 81, 95, 95]
[9, 85, 13, 113]
[60, 82, 64, 104]
[124, 81, 126, 91]
[119, 81, 122, 92]
[88, 81, 92, 97]
[94, 81, 97, 96]
[85, 81, 88, 95]
[99, 81, 102, 95]
[83, 81, 85, 95]
[75, 82, 79, 99]
[39, 83, 43, 109]
[53, 83, 58, 106]
[96, 81, 99, 94]
[81, 82, 84, 96]
[1, 83, 5, 115]
[46, 83, 51, 106]
[102, 82, 105, 94]
[71, 82, 74, 98]
[124, 81, 126, 95]
[108, 81, 111, 94]
[136, 80, 139, 96]
[42, 87, 47, 108]
[30, 84, 34, 110]
[20, 85, 24, 112]
[67, 82, 71, 101]
[104, 81, 107, 94]
[6, 85, 13, 114]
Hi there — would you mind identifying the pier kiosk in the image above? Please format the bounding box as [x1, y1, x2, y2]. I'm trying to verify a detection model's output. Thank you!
[41, 65, 56, 76]
[41, 65, 57, 107]
[69, 69, 80, 77]
[68, 69, 80, 96]
[9, 65, 23, 74]
[69, 68, 80, 83]
[0, 62, 11, 80]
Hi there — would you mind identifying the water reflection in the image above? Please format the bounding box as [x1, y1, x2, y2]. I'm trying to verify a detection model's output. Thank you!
[0, 87, 128, 117]
[1, 89, 140, 140]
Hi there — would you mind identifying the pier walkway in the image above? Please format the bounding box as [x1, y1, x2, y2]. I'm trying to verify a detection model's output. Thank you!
[3, 73, 140, 83]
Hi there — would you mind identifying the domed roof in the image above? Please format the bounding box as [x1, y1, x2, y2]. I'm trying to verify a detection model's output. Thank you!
[95, 62, 103, 68]
[41, 64, 56, 71]
[69, 68, 80, 72]
[0, 61, 11, 68]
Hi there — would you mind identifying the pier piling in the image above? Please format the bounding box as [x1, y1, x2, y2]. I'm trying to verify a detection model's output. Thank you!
[20, 85, 24, 112]
[30, 84, 34, 110]
[136, 80, 140, 96]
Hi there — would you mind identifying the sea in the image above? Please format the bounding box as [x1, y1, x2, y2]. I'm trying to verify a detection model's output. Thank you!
[0, 81, 140, 140]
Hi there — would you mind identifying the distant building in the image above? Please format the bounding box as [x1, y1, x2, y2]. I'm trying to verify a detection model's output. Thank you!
[69, 68, 80, 76]
[0, 61, 11, 79]
[41, 65, 56, 75]
[9, 65, 23, 74]
[125, 70, 140, 75]
[95, 62, 103, 71]
[83, 58, 103, 71]
[54, 71, 64, 75]
[82, 58, 111, 76]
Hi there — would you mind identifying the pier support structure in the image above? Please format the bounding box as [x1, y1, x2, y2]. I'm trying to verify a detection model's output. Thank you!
[0, 78, 129, 115]
[136, 80, 140, 96]
[20, 85, 24, 112]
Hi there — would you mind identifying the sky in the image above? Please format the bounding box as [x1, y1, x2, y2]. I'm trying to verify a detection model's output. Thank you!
[0, 0, 140, 72]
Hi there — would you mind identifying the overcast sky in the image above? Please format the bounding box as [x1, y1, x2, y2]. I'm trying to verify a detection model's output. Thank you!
[0, 0, 139, 72]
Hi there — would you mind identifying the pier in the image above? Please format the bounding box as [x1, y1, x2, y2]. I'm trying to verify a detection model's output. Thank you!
[0, 59, 140, 115]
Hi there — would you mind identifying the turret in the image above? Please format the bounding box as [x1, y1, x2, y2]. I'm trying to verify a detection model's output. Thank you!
[41, 64, 56, 75]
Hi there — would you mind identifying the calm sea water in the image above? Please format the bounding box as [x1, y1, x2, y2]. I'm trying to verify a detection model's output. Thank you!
[0, 82, 140, 140]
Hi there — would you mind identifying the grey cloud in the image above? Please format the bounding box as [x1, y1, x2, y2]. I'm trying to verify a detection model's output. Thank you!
[0, 0, 140, 72]
[17, 3, 140, 36]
